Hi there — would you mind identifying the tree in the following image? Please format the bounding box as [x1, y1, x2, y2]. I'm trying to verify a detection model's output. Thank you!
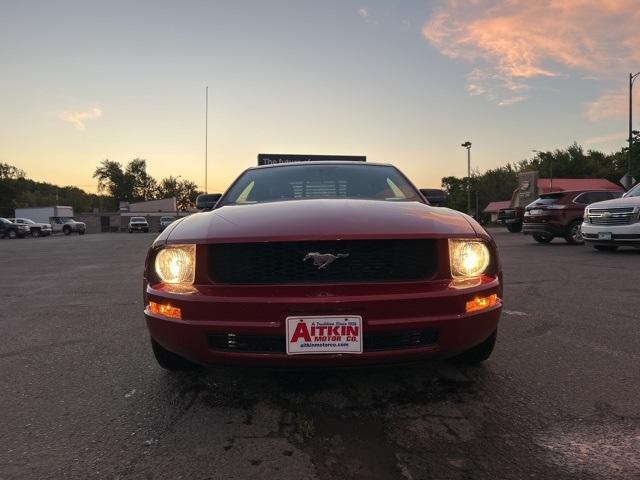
[157, 176, 202, 211]
[0, 162, 26, 180]
[126, 158, 157, 201]
[93, 159, 131, 200]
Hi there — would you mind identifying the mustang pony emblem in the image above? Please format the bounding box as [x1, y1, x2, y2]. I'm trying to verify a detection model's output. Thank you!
[303, 252, 349, 269]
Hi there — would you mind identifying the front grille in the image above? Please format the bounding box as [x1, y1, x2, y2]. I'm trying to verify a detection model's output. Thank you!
[208, 330, 440, 353]
[208, 240, 438, 284]
[587, 207, 637, 226]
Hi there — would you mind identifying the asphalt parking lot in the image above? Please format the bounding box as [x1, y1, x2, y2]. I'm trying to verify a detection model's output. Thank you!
[1, 230, 639, 480]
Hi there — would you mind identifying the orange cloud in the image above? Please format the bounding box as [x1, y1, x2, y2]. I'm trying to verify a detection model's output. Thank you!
[59, 107, 103, 130]
[422, 0, 640, 111]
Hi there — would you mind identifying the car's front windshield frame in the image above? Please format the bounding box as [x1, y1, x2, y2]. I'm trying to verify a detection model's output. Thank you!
[625, 183, 640, 197]
[218, 163, 423, 207]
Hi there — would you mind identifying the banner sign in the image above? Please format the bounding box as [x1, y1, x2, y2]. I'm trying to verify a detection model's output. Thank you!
[258, 154, 366, 166]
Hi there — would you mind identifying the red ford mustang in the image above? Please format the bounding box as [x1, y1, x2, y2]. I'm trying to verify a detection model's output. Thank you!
[143, 161, 502, 369]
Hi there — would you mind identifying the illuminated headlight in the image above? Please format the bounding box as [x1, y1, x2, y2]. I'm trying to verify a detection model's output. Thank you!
[154, 245, 195, 284]
[449, 239, 491, 278]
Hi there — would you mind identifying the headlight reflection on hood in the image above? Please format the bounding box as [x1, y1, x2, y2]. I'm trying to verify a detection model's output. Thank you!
[448, 239, 491, 278]
[154, 245, 196, 284]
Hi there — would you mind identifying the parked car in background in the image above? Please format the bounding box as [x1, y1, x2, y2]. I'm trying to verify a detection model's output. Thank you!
[128, 217, 149, 233]
[522, 190, 622, 244]
[9, 218, 52, 237]
[0, 217, 30, 239]
[497, 207, 524, 232]
[158, 216, 175, 232]
[50, 217, 86, 235]
[582, 182, 640, 251]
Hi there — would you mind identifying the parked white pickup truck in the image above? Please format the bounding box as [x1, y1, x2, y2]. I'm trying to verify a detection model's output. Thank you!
[582, 182, 640, 251]
[9, 218, 53, 237]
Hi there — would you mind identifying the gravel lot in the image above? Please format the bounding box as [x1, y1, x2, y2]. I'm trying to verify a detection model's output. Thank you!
[1, 230, 639, 479]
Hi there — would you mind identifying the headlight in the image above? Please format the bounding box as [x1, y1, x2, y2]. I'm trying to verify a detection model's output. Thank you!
[449, 239, 491, 278]
[154, 245, 195, 284]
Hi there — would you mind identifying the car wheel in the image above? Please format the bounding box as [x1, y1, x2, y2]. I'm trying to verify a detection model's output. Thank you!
[564, 220, 584, 245]
[594, 245, 618, 251]
[533, 233, 553, 243]
[151, 338, 200, 371]
[144, 229, 149, 233]
[506, 223, 522, 233]
[452, 330, 497, 364]
[63, 226, 71, 235]
[8, 229, 17, 239]
[78, 230, 85, 235]
[128, 229, 133, 233]
[32, 229, 41, 238]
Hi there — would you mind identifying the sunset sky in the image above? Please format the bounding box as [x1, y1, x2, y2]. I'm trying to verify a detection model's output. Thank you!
[2, 0, 639, 194]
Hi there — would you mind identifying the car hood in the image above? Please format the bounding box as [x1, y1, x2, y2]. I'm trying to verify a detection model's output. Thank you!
[165, 199, 478, 243]
[588, 196, 640, 209]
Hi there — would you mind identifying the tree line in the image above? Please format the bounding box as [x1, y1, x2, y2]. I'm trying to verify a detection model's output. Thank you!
[0, 163, 114, 217]
[93, 158, 202, 211]
[442, 133, 640, 219]
[0, 158, 203, 217]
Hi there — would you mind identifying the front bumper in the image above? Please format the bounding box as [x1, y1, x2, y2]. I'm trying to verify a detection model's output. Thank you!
[144, 277, 502, 367]
[582, 222, 640, 246]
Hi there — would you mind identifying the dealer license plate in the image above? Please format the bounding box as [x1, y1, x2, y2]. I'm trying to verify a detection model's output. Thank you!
[286, 316, 363, 355]
[598, 232, 612, 240]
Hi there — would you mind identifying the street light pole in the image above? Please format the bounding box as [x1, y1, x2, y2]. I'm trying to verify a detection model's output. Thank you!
[629, 73, 640, 176]
[461, 141, 472, 215]
[205, 86, 209, 194]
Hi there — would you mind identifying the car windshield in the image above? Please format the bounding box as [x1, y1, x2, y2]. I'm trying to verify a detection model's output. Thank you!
[160, 217, 174, 221]
[21, 219, 35, 224]
[220, 164, 421, 206]
[0, 218, 9, 224]
[625, 183, 640, 197]
[131, 217, 147, 222]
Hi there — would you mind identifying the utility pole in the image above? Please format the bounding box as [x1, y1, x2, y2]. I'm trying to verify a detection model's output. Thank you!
[205, 86, 209, 194]
[461, 141, 472, 215]
[630, 73, 640, 176]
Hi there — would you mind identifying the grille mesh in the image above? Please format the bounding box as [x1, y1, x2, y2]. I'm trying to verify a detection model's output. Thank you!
[208, 240, 438, 284]
[587, 207, 637, 226]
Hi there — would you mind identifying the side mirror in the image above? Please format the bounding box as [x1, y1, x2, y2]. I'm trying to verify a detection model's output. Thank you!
[420, 188, 447, 207]
[196, 193, 222, 210]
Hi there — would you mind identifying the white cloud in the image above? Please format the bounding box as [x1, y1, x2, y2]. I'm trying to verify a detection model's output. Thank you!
[59, 107, 103, 130]
[358, 7, 369, 18]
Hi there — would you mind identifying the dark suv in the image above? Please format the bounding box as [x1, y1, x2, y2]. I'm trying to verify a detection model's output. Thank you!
[0, 217, 30, 239]
[522, 190, 622, 244]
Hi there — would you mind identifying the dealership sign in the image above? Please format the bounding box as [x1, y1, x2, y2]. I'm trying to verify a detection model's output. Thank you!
[285, 316, 363, 354]
[258, 154, 366, 166]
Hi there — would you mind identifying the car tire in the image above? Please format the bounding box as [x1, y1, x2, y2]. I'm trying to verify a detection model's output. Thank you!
[507, 223, 522, 233]
[564, 220, 584, 245]
[32, 229, 41, 238]
[144, 229, 149, 233]
[78, 230, 85, 235]
[594, 245, 618, 252]
[63, 226, 71, 236]
[452, 330, 497, 364]
[533, 233, 553, 243]
[151, 338, 200, 371]
[8, 229, 17, 239]
[128, 229, 133, 233]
